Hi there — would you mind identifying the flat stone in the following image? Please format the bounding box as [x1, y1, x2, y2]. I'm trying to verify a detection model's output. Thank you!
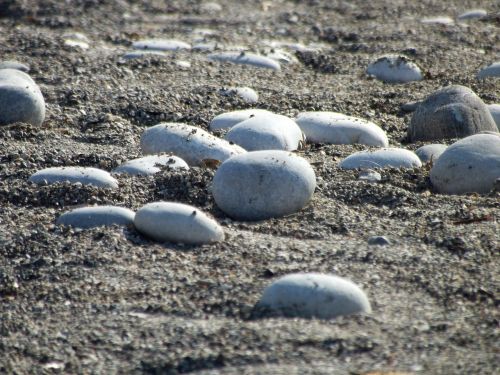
[366, 55, 423, 83]
[458, 9, 487, 20]
[134, 202, 224, 244]
[488, 104, 500, 129]
[140, 123, 246, 166]
[430, 133, 500, 194]
[213, 150, 316, 220]
[477, 62, 500, 79]
[367, 236, 391, 246]
[415, 144, 447, 163]
[208, 51, 281, 71]
[421, 16, 454, 25]
[225, 114, 304, 151]
[121, 50, 167, 60]
[0, 69, 45, 126]
[408, 85, 498, 142]
[296, 111, 388, 147]
[265, 49, 298, 65]
[220, 87, 258, 104]
[63, 32, 90, 49]
[0, 60, 30, 72]
[56, 206, 135, 229]
[132, 39, 191, 51]
[29, 167, 118, 189]
[256, 273, 371, 319]
[112, 155, 189, 176]
[209, 109, 273, 131]
[340, 148, 422, 169]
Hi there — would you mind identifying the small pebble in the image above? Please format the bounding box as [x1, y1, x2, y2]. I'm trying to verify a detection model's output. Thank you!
[132, 39, 191, 51]
[121, 50, 167, 60]
[367, 236, 391, 246]
[265, 49, 298, 65]
[421, 16, 454, 25]
[112, 155, 189, 176]
[366, 55, 423, 83]
[220, 86, 258, 103]
[29, 167, 118, 189]
[0, 60, 30, 72]
[458, 9, 487, 20]
[358, 169, 382, 182]
[415, 144, 447, 164]
[208, 51, 281, 71]
[340, 148, 422, 169]
[56, 206, 135, 229]
[63, 32, 90, 49]
[209, 109, 273, 131]
[477, 62, 500, 79]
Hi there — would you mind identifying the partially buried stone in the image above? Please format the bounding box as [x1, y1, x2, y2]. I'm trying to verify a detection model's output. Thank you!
[340, 148, 422, 169]
[0, 69, 45, 126]
[220, 86, 258, 104]
[407, 85, 498, 142]
[415, 144, 447, 164]
[29, 167, 118, 189]
[134, 202, 224, 244]
[56, 206, 135, 229]
[458, 9, 487, 20]
[112, 155, 189, 176]
[132, 39, 191, 51]
[477, 62, 500, 79]
[121, 50, 167, 60]
[367, 236, 391, 246]
[0, 60, 30, 72]
[358, 169, 381, 182]
[366, 55, 423, 83]
[209, 109, 272, 131]
[208, 51, 281, 71]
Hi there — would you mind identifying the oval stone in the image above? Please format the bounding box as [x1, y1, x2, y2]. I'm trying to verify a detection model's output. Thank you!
[477, 62, 500, 79]
[366, 55, 423, 83]
[29, 167, 118, 189]
[458, 9, 487, 20]
[140, 123, 246, 166]
[113, 155, 189, 176]
[208, 51, 281, 71]
[0, 69, 45, 127]
[121, 50, 167, 60]
[220, 87, 258, 104]
[209, 109, 273, 131]
[430, 133, 500, 194]
[134, 202, 224, 244]
[256, 273, 371, 319]
[213, 151, 316, 220]
[56, 206, 135, 229]
[132, 39, 191, 51]
[225, 114, 304, 151]
[421, 16, 454, 25]
[415, 144, 447, 163]
[295, 111, 388, 147]
[340, 148, 422, 169]
[408, 85, 498, 142]
[488, 104, 500, 129]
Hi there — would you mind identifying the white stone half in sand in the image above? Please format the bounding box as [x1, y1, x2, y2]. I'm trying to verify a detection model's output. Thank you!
[415, 144, 447, 163]
[56, 206, 135, 229]
[134, 202, 224, 244]
[220, 87, 258, 104]
[421, 16, 454, 25]
[257, 273, 371, 319]
[208, 51, 281, 71]
[140, 123, 246, 166]
[113, 155, 189, 176]
[295, 111, 388, 147]
[430, 133, 500, 194]
[458, 9, 487, 20]
[213, 150, 316, 220]
[0, 69, 45, 126]
[488, 104, 500, 130]
[122, 50, 167, 60]
[63, 32, 90, 49]
[366, 55, 423, 83]
[265, 49, 298, 65]
[340, 148, 422, 169]
[132, 39, 191, 51]
[209, 109, 273, 131]
[225, 114, 304, 151]
[477, 62, 500, 79]
[29, 167, 118, 189]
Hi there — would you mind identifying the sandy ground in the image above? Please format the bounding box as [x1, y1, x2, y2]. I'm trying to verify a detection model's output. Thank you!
[0, 0, 499, 374]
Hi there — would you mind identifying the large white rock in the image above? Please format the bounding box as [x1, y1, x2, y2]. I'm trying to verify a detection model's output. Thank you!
[430, 133, 500, 194]
[208, 51, 281, 71]
[112, 155, 189, 176]
[132, 39, 191, 51]
[29, 167, 118, 189]
[458, 9, 487, 20]
[225, 114, 304, 151]
[477, 62, 500, 79]
[488, 104, 500, 130]
[140, 123, 246, 166]
[366, 55, 423, 83]
[209, 109, 273, 131]
[415, 144, 447, 163]
[256, 273, 371, 319]
[56, 206, 135, 229]
[220, 87, 258, 104]
[134, 202, 224, 244]
[213, 151, 316, 220]
[0, 69, 45, 126]
[340, 148, 422, 169]
[295, 111, 388, 147]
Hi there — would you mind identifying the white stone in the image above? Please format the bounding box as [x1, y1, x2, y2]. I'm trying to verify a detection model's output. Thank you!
[0, 69, 45, 126]
[458, 9, 487, 20]
[421, 16, 454, 25]
[295, 111, 388, 147]
[134, 202, 224, 244]
[477, 62, 500, 79]
[175, 60, 191, 69]
[415, 144, 447, 163]
[257, 273, 371, 319]
[208, 51, 281, 71]
[340, 148, 422, 169]
[112, 155, 189, 176]
[265, 49, 298, 65]
[430, 133, 500, 194]
[209, 109, 273, 131]
[132, 39, 191, 51]
[29, 167, 118, 188]
[366, 55, 423, 83]
[192, 42, 218, 52]
[56, 206, 135, 229]
[122, 50, 167, 60]
[225, 114, 304, 151]
[220, 87, 258, 103]
[488, 104, 500, 130]
[213, 151, 316, 220]
[140, 123, 246, 166]
[63, 32, 90, 49]
[199, 2, 222, 13]
[358, 169, 381, 182]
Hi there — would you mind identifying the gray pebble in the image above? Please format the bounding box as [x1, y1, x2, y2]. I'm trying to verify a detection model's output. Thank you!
[368, 236, 391, 246]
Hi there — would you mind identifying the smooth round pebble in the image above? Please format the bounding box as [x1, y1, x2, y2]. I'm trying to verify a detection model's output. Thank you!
[358, 169, 381, 182]
[421, 16, 454, 25]
[29, 167, 118, 189]
[430, 133, 500, 194]
[408, 85, 498, 142]
[208, 51, 281, 71]
[295, 111, 388, 147]
[0, 60, 30, 72]
[458, 9, 487, 20]
[132, 39, 191, 51]
[415, 144, 447, 163]
[367, 236, 391, 246]
[56, 206, 135, 229]
[0, 69, 45, 126]
[225, 114, 304, 151]
[209, 109, 273, 131]
[140, 123, 246, 166]
[121, 50, 167, 60]
[488, 104, 500, 129]
[213, 151, 316, 220]
[220, 87, 258, 103]
[256, 273, 371, 319]
[112, 155, 189, 176]
[366, 55, 423, 83]
[63, 32, 90, 49]
[477, 62, 500, 79]
[340, 148, 422, 169]
[134, 202, 224, 244]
